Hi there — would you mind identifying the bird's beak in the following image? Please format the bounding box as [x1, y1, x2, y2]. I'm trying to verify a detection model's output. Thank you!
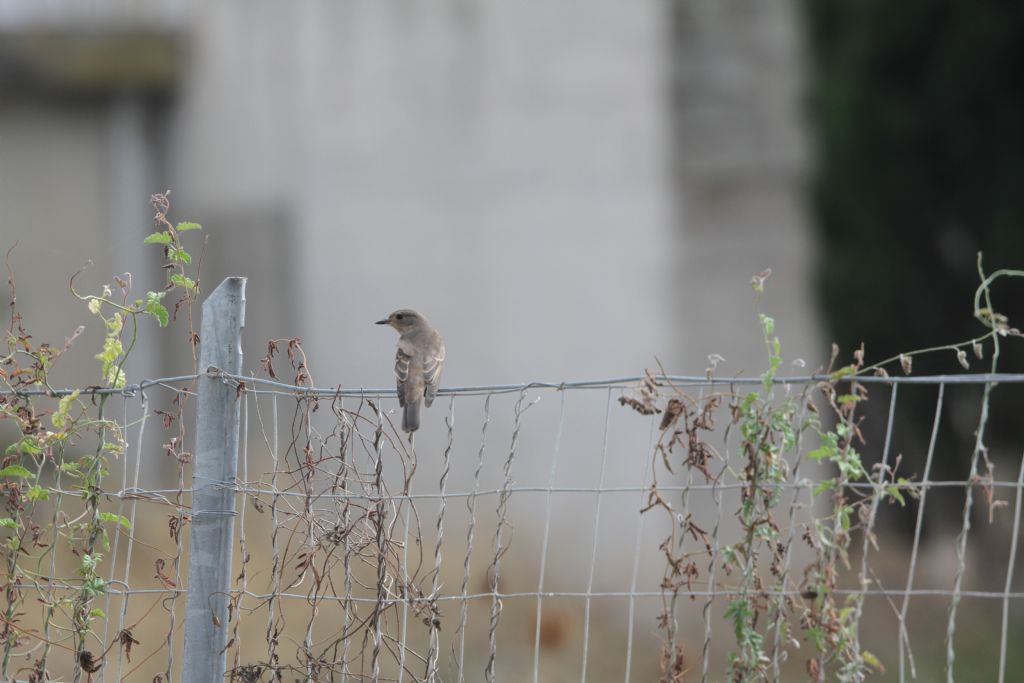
[375, 319, 389, 325]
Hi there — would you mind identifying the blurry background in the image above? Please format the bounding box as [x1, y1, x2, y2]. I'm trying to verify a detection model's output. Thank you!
[0, 0, 820, 394]
[1, 0, 1022, 680]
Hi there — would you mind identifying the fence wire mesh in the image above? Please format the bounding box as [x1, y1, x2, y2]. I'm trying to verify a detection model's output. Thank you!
[1, 372, 1023, 682]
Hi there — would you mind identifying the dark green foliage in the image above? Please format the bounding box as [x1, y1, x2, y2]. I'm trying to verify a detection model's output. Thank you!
[803, 0, 1024, 369]
[801, 1, 1024, 525]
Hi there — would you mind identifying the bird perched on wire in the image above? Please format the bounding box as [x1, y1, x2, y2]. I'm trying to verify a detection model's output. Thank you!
[376, 309, 446, 433]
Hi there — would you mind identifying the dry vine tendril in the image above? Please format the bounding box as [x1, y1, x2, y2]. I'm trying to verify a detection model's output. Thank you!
[620, 260, 1023, 683]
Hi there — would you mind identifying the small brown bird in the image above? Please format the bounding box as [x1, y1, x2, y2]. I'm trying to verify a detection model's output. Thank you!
[376, 309, 445, 432]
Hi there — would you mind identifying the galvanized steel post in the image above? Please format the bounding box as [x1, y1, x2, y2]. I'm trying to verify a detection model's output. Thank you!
[182, 277, 246, 682]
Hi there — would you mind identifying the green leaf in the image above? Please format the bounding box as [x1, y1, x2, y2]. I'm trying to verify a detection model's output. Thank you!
[143, 231, 172, 245]
[26, 485, 49, 502]
[0, 518, 17, 529]
[52, 389, 81, 428]
[105, 312, 123, 335]
[6, 438, 42, 457]
[176, 221, 202, 232]
[168, 246, 192, 265]
[806, 625, 826, 651]
[807, 446, 832, 462]
[60, 461, 82, 475]
[839, 504, 854, 531]
[829, 364, 857, 380]
[95, 321, 125, 386]
[885, 485, 906, 506]
[80, 553, 102, 574]
[83, 577, 107, 597]
[0, 465, 34, 479]
[147, 302, 169, 327]
[88, 608, 106, 619]
[98, 512, 132, 530]
[862, 650, 884, 672]
[145, 291, 169, 327]
[813, 479, 835, 496]
[169, 273, 197, 291]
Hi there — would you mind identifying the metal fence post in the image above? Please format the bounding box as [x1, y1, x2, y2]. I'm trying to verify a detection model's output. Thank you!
[182, 277, 246, 683]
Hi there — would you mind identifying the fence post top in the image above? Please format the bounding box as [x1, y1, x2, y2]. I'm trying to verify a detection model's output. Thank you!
[203, 276, 247, 306]
[200, 277, 247, 351]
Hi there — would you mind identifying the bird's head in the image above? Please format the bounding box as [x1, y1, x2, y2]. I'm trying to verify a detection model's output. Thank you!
[375, 309, 424, 333]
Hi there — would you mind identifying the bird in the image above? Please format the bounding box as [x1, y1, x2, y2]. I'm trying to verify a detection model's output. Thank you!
[375, 309, 445, 432]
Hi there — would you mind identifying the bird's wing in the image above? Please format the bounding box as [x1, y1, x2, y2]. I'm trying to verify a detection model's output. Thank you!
[422, 343, 445, 407]
[394, 346, 412, 407]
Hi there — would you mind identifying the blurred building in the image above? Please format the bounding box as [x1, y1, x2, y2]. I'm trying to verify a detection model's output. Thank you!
[1, 0, 818, 383]
[0, 0, 818, 677]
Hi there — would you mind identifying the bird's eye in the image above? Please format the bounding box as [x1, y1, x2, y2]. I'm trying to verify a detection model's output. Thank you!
[395, 314, 404, 320]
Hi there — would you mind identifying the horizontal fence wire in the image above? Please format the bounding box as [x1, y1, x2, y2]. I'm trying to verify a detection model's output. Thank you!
[1, 372, 1023, 681]
[4, 370, 1024, 398]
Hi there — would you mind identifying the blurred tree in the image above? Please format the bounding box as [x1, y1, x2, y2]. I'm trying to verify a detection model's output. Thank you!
[801, 1, 1024, 531]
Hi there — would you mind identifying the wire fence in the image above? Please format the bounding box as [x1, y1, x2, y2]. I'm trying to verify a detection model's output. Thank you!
[1, 365, 1023, 682]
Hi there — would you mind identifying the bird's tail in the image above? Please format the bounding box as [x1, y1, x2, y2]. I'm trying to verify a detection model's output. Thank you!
[403, 401, 421, 432]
